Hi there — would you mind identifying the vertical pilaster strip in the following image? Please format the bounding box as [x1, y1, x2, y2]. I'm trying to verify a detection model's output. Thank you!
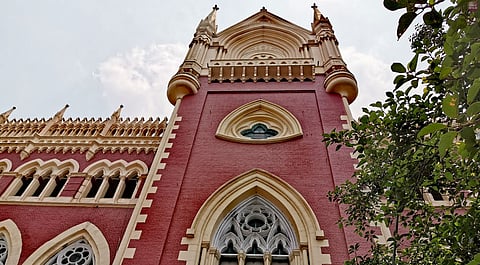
[112, 99, 183, 265]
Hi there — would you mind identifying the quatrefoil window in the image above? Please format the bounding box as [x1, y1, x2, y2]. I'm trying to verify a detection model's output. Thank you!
[241, 123, 278, 139]
[216, 99, 303, 144]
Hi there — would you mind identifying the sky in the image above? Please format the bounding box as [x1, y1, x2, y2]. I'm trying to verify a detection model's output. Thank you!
[0, 1, 415, 120]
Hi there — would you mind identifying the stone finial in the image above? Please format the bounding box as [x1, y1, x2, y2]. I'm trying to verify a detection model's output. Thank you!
[39, 104, 69, 135]
[0, 106, 16, 123]
[195, 5, 219, 37]
[101, 105, 124, 136]
[110, 104, 124, 123]
[311, 2, 332, 30]
[53, 104, 70, 123]
[312, 3, 322, 23]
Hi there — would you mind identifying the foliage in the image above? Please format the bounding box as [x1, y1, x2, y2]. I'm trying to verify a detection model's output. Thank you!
[324, 0, 480, 264]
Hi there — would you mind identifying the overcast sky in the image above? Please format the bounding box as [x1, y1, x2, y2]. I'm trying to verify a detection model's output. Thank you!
[0, 1, 414, 120]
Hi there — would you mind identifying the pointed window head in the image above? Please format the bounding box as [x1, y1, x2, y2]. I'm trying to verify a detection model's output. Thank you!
[216, 99, 302, 144]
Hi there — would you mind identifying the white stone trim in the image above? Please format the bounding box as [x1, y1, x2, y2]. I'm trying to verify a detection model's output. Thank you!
[112, 98, 183, 265]
[0, 219, 22, 265]
[23, 221, 109, 265]
[216, 99, 303, 144]
[0, 159, 12, 173]
[179, 168, 331, 265]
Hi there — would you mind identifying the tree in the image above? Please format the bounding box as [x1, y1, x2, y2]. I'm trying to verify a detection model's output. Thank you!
[324, 0, 480, 264]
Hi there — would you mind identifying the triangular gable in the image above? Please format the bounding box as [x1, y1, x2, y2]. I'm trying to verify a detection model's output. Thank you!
[216, 8, 312, 59]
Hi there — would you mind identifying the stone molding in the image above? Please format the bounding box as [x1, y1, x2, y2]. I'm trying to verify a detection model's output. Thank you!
[0, 117, 167, 161]
[179, 168, 331, 265]
[23, 221, 110, 265]
[216, 99, 303, 144]
[0, 219, 22, 265]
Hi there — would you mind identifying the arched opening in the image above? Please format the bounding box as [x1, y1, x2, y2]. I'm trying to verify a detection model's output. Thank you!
[23, 222, 109, 265]
[178, 169, 331, 265]
[0, 219, 22, 265]
[214, 196, 296, 265]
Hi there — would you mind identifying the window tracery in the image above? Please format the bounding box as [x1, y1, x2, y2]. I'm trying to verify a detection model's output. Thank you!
[216, 99, 303, 144]
[44, 239, 94, 265]
[213, 196, 297, 265]
[241, 123, 278, 139]
[0, 235, 7, 265]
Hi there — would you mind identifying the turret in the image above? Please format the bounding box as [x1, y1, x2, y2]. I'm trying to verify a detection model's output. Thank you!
[311, 3, 357, 103]
[167, 6, 219, 105]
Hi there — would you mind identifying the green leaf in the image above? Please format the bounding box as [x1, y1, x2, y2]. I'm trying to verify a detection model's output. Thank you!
[467, 253, 480, 265]
[467, 79, 480, 104]
[411, 79, 418, 88]
[438, 131, 457, 158]
[439, 66, 452, 80]
[442, 94, 458, 118]
[466, 102, 480, 117]
[383, 0, 405, 11]
[391, 63, 407, 73]
[471, 42, 480, 57]
[397, 12, 417, 39]
[418, 123, 447, 137]
[461, 127, 476, 141]
[423, 9, 443, 28]
[408, 53, 419, 71]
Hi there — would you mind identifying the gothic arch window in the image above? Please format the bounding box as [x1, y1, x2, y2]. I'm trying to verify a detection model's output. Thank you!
[179, 169, 331, 265]
[216, 99, 303, 144]
[0, 219, 22, 265]
[213, 196, 297, 265]
[81, 160, 146, 202]
[2, 159, 79, 201]
[44, 239, 94, 265]
[23, 222, 109, 265]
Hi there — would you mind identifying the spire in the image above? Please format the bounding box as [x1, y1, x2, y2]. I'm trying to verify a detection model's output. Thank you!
[110, 104, 124, 123]
[311, 3, 335, 40]
[52, 104, 69, 123]
[312, 3, 322, 23]
[39, 104, 69, 135]
[0, 106, 16, 123]
[101, 105, 124, 135]
[195, 5, 218, 38]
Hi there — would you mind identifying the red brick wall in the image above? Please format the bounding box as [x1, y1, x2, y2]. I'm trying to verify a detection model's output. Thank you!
[0, 150, 155, 263]
[128, 77, 357, 265]
[0, 205, 133, 264]
[0, 175, 15, 196]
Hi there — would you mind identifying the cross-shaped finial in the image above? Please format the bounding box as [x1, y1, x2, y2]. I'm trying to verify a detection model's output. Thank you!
[213, 4, 219, 11]
[311, 3, 318, 9]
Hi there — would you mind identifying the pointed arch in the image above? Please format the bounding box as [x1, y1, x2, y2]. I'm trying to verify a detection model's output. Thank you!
[0, 159, 12, 173]
[213, 196, 298, 255]
[179, 169, 330, 265]
[23, 222, 110, 265]
[215, 99, 303, 144]
[83, 159, 148, 176]
[14, 159, 79, 176]
[216, 11, 311, 59]
[0, 219, 22, 265]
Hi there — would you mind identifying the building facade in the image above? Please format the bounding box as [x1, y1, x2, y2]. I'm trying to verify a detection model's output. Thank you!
[0, 5, 375, 265]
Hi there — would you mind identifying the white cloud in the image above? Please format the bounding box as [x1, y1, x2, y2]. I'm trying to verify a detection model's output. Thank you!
[342, 46, 395, 118]
[95, 43, 188, 118]
[95, 44, 396, 121]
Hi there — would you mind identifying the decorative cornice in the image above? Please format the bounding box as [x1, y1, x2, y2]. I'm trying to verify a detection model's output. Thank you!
[0, 116, 167, 160]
